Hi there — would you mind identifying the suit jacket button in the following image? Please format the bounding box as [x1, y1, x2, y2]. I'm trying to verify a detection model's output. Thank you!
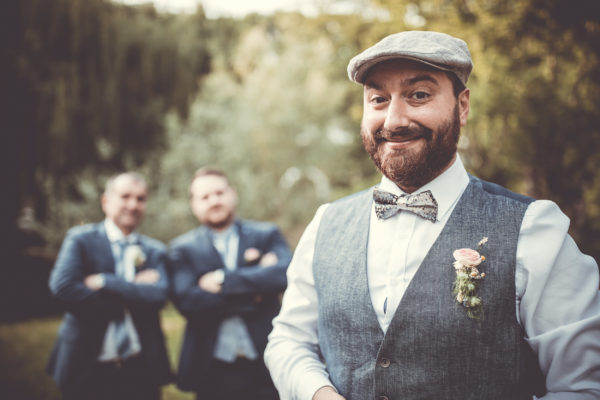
[378, 357, 391, 368]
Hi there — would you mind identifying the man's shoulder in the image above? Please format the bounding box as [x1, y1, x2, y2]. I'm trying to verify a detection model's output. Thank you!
[469, 175, 534, 205]
[169, 228, 200, 248]
[328, 187, 374, 208]
[65, 222, 103, 240]
[237, 219, 280, 235]
[139, 234, 166, 251]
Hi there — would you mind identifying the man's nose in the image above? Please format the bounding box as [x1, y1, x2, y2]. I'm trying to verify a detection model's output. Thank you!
[384, 98, 410, 131]
[208, 194, 221, 206]
[126, 198, 142, 209]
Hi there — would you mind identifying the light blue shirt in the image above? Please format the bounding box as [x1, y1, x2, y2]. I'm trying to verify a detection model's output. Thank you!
[97, 218, 141, 361]
[212, 225, 258, 362]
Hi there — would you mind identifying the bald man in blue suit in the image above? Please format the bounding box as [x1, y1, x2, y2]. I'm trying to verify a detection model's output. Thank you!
[47, 172, 172, 400]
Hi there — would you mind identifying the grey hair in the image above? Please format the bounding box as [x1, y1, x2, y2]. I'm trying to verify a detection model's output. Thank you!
[104, 172, 147, 194]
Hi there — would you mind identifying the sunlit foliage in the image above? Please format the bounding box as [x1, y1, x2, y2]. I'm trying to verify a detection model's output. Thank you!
[9, 0, 600, 262]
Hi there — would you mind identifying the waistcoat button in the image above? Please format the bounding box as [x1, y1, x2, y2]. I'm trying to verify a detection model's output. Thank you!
[379, 357, 391, 368]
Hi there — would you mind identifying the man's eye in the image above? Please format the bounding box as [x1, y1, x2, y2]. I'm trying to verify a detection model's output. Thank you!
[370, 96, 387, 104]
[411, 91, 430, 100]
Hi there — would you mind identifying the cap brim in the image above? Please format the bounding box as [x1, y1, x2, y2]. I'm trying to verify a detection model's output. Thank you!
[351, 54, 453, 84]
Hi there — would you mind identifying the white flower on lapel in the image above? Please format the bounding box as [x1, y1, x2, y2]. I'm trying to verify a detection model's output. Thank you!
[244, 247, 261, 264]
[127, 244, 146, 269]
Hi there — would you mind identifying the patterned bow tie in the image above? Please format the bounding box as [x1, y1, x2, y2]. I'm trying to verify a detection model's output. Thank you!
[373, 189, 438, 222]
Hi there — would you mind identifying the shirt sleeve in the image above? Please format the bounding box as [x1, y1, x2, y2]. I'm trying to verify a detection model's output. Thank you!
[264, 204, 336, 400]
[516, 200, 600, 398]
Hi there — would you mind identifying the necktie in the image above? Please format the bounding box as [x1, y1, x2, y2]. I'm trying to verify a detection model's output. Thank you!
[113, 240, 133, 358]
[373, 188, 438, 222]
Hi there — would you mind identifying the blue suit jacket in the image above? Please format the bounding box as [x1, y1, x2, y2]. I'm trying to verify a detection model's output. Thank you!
[169, 219, 292, 391]
[46, 222, 172, 390]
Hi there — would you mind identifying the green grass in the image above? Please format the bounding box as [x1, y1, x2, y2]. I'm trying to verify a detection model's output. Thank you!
[0, 304, 195, 400]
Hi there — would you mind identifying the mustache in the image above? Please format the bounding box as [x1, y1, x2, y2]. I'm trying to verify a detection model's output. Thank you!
[373, 125, 433, 142]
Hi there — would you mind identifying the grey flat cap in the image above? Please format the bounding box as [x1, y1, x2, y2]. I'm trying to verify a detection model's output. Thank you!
[347, 31, 473, 86]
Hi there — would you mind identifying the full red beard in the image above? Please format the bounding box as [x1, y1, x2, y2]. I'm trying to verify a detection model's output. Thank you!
[361, 103, 461, 192]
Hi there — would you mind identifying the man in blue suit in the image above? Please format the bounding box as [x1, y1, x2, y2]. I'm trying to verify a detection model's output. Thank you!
[47, 172, 172, 400]
[169, 167, 292, 400]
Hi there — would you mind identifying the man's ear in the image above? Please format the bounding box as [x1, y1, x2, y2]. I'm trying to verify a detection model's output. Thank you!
[458, 88, 470, 127]
[232, 188, 239, 207]
[100, 194, 108, 214]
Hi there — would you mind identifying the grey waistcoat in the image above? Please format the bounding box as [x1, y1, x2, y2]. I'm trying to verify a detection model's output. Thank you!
[313, 176, 545, 400]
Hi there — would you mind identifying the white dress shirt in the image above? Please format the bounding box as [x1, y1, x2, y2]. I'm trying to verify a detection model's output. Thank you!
[264, 156, 600, 400]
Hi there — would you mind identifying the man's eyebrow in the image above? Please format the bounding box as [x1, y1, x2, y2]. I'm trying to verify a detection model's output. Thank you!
[363, 80, 383, 91]
[404, 74, 439, 86]
[364, 74, 440, 90]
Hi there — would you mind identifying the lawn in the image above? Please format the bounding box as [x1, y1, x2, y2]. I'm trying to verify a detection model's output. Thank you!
[0, 304, 195, 400]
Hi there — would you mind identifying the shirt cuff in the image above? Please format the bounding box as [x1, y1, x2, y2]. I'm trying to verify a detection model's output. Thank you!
[301, 376, 338, 400]
[212, 269, 225, 285]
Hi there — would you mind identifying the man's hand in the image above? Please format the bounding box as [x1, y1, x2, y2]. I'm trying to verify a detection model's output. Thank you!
[259, 251, 278, 267]
[198, 271, 223, 293]
[134, 269, 159, 284]
[313, 386, 346, 400]
[84, 274, 104, 291]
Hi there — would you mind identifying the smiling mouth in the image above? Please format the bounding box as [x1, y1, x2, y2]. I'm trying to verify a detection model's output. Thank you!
[377, 134, 425, 147]
[374, 126, 432, 144]
[383, 135, 423, 143]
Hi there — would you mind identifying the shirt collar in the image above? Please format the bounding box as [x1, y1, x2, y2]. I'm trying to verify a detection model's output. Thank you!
[377, 154, 469, 222]
[210, 223, 238, 242]
[104, 218, 139, 244]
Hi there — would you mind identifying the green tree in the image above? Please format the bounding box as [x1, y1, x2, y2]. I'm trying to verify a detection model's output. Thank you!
[11, 0, 211, 246]
[148, 12, 377, 244]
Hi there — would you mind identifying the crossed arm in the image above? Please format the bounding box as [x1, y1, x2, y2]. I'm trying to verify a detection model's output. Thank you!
[169, 226, 292, 319]
[49, 231, 169, 320]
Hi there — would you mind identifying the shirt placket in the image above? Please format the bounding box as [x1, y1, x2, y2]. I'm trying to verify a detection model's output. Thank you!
[383, 212, 416, 329]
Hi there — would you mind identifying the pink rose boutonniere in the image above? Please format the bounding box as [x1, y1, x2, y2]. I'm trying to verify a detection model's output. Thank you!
[452, 237, 488, 319]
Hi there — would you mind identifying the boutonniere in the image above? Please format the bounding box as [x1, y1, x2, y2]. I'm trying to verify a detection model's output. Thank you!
[452, 237, 488, 319]
[244, 247, 261, 264]
[128, 244, 146, 269]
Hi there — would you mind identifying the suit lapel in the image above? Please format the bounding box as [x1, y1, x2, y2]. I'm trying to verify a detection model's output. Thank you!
[235, 220, 250, 269]
[195, 226, 225, 268]
[95, 223, 118, 274]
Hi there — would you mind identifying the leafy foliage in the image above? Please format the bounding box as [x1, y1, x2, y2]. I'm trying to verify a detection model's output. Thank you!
[9, 0, 600, 264]
[12, 0, 210, 238]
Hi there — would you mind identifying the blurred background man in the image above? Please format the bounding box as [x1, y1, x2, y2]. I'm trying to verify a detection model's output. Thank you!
[47, 172, 172, 400]
[169, 167, 292, 400]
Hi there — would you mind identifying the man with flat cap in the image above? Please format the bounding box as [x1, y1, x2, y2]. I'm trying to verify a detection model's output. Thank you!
[264, 31, 600, 400]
